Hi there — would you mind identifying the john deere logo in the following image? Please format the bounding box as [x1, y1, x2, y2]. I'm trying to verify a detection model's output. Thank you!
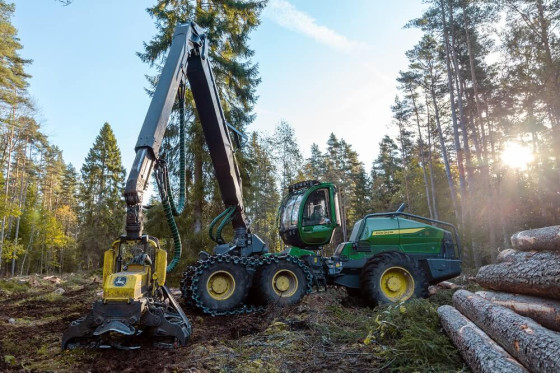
[114, 276, 127, 287]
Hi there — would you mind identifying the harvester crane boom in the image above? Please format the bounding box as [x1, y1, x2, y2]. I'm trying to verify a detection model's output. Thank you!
[124, 22, 248, 242]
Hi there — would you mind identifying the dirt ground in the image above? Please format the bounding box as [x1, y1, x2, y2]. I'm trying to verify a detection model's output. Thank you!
[0, 274, 388, 373]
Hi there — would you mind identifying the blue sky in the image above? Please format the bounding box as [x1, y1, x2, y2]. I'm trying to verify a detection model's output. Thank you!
[12, 0, 425, 173]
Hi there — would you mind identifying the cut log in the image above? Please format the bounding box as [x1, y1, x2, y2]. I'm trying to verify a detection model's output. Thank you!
[438, 280, 463, 290]
[453, 290, 560, 373]
[496, 249, 524, 263]
[475, 254, 560, 300]
[511, 226, 560, 252]
[476, 291, 560, 332]
[438, 305, 529, 373]
[496, 249, 560, 264]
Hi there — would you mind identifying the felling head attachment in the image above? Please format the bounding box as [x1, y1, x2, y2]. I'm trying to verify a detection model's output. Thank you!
[62, 236, 191, 349]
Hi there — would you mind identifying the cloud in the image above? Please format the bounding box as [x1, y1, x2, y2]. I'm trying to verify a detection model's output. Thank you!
[263, 0, 370, 54]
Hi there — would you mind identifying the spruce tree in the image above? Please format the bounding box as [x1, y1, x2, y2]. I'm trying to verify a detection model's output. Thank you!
[78, 123, 125, 268]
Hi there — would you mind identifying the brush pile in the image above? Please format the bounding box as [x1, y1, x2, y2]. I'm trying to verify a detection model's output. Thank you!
[438, 225, 560, 373]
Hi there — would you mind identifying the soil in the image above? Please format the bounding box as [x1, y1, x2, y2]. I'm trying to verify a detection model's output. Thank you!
[0, 275, 384, 373]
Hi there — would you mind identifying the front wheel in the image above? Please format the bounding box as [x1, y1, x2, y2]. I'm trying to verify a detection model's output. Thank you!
[192, 260, 251, 313]
[253, 257, 309, 306]
[360, 252, 428, 306]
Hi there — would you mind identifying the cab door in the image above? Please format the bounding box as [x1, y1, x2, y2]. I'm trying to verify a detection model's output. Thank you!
[299, 187, 336, 245]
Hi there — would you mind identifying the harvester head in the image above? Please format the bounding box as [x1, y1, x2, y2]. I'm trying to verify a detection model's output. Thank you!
[62, 236, 191, 349]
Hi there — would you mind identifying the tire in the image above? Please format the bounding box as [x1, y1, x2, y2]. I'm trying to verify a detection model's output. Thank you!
[359, 252, 428, 307]
[193, 260, 251, 313]
[253, 258, 308, 306]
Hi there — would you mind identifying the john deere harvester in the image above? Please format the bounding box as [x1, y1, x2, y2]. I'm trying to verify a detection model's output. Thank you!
[276, 180, 462, 306]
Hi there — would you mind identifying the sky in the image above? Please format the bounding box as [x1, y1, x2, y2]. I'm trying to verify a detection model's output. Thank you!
[11, 0, 425, 173]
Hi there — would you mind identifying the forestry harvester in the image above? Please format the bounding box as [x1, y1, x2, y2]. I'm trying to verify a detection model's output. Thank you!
[63, 21, 462, 349]
[182, 179, 462, 315]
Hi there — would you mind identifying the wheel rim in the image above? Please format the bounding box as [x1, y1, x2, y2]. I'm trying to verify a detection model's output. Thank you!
[379, 266, 415, 302]
[207, 270, 236, 300]
[272, 269, 298, 297]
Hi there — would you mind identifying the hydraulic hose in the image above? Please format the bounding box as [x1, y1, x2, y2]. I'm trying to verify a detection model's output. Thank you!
[156, 83, 189, 273]
[162, 195, 182, 273]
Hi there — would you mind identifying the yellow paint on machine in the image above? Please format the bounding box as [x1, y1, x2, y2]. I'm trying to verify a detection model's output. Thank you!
[372, 228, 425, 236]
[104, 269, 149, 301]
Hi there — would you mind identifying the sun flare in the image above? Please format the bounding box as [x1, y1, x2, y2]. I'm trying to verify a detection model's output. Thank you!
[500, 142, 534, 170]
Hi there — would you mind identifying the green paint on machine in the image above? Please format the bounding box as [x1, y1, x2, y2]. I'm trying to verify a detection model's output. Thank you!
[276, 180, 462, 305]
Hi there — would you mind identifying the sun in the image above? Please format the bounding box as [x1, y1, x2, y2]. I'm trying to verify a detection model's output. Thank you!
[500, 141, 534, 170]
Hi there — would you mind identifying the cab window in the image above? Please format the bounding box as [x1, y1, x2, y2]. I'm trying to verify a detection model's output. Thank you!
[280, 194, 304, 229]
[302, 189, 331, 226]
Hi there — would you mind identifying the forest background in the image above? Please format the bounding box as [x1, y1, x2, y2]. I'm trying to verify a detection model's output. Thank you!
[1, 0, 559, 278]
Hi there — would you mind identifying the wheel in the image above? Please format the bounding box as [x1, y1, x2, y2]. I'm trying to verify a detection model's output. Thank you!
[359, 252, 428, 306]
[193, 260, 251, 313]
[253, 257, 308, 306]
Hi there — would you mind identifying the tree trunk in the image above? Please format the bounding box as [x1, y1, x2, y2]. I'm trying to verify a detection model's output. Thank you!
[476, 252, 560, 299]
[440, 0, 466, 228]
[430, 86, 460, 223]
[476, 291, 560, 332]
[0, 119, 16, 274]
[453, 290, 560, 373]
[410, 88, 433, 219]
[462, 1, 497, 251]
[438, 305, 529, 373]
[510, 226, 560, 252]
[425, 94, 439, 220]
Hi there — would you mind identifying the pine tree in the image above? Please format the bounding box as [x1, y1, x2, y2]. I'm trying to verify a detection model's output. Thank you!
[78, 123, 125, 268]
[0, 0, 31, 108]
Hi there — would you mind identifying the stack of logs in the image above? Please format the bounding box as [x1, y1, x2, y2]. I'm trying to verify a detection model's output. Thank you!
[438, 225, 560, 373]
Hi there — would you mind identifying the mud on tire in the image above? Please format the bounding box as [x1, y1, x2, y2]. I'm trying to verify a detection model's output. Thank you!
[193, 260, 251, 313]
[253, 257, 308, 306]
[359, 251, 428, 307]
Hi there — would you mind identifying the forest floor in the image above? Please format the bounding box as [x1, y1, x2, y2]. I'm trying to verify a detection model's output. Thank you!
[0, 272, 475, 373]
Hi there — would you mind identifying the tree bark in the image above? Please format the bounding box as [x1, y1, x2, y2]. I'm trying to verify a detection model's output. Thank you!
[495, 249, 557, 264]
[453, 290, 560, 373]
[425, 94, 439, 220]
[476, 253, 560, 300]
[440, 0, 466, 228]
[476, 291, 560, 332]
[438, 305, 528, 373]
[409, 87, 433, 219]
[511, 226, 560, 252]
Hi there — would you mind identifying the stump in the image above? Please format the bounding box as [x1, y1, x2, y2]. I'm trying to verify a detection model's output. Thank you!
[438, 305, 528, 373]
[453, 290, 560, 373]
[511, 226, 560, 252]
[476, 291, 560, 332]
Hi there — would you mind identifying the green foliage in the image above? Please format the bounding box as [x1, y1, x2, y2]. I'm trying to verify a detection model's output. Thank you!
[78, 123, 125, 268]
[366, 299, 465, 372]
[0, 278, 29, 295]
[244, 132, 282, 251]
[141, 0, 265, 253]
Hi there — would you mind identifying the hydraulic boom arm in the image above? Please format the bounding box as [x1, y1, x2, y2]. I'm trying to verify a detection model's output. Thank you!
[124, 22, 248, 242]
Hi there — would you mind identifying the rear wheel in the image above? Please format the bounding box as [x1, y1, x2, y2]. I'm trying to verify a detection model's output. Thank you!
[193, 260, 251, 313]
[254, 257, 308, 306]
[360, 252, 428, 306]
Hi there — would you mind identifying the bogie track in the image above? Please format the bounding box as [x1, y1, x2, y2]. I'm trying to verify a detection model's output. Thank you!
[181, 254, 313, 316]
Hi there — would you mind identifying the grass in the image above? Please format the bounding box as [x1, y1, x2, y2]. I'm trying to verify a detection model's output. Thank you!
[0, 279, 30, 296]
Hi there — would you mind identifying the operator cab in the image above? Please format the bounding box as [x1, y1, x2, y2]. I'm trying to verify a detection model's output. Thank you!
[278, 180, 342, 249]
